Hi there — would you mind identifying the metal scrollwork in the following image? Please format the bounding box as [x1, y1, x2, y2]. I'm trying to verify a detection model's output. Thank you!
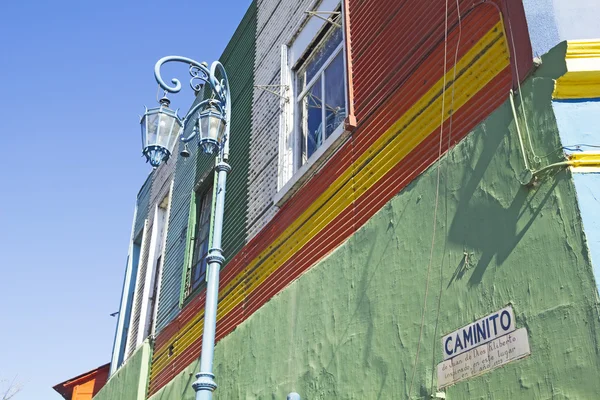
[153, 56, 232, 160]
[154, 56, 210, 94]
[189, 64, 209, 92]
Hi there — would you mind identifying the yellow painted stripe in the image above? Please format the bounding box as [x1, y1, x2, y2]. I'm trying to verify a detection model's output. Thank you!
[562, 40, 600, 59]
[567, 152, 600, 172]
[554, 40, 600, 99]
[150, 22, 509, 380]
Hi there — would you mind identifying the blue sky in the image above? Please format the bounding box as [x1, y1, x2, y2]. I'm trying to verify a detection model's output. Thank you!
[0, 1, 252, 398]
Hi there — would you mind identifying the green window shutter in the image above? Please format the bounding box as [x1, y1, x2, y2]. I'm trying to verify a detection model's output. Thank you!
[179, 192, 198, 308]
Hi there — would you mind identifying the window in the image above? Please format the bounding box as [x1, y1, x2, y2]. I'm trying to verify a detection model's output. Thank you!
[275, 1, 349, 204]
[182, 184, 214, 301]
[294, 13, 346, 165]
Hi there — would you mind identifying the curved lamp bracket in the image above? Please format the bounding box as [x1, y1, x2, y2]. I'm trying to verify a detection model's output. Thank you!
[154, 57, 231, 160]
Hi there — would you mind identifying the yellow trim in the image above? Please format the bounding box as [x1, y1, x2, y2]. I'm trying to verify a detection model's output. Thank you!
[149, 22, 510, 380]
[567, 152, 600, 172]
[553, 40, 600, 99]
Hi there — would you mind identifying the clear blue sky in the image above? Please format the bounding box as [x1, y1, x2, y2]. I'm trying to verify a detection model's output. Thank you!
[0, 1, 251, 398]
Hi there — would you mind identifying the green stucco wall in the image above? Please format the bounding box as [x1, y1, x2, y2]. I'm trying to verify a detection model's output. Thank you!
[94, 339, 151, 400]
[148, 48, 600, 399]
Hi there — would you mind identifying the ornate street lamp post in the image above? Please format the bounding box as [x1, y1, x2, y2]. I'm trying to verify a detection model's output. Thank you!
[150, 56, 231, 400]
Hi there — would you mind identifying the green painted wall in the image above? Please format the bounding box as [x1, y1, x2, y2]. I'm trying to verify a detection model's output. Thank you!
[95, 339, 152, 400]
[148, 47, 600, 399]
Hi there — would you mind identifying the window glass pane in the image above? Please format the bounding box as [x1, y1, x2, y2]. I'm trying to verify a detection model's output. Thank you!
[305, 27, 342, 83]
[296, 72, 305, 99]
[157, 113, 170, 148]
[158, 113, 179, 150]
[145, 113, 158, 146]
[300, 77, 323, 161]
[324, 51, 346, 138]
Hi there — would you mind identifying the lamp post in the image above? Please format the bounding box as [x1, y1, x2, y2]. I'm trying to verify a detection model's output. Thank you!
[150, 56, 231, 400]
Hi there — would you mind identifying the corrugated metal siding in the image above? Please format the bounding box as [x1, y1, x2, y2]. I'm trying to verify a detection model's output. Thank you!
[147, 0, 532, 394]
[134, 173, 152, 237]
[153, 2, 256, 336]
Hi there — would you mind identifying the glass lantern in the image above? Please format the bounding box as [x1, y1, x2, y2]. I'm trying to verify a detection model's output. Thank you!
[140, 96, 183, 168]
[196, 101, 227, 155]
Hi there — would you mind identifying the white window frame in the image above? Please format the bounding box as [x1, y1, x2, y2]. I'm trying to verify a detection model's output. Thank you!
[275, 0, 350, 206]
[137, 202, 167, 344]
[149, 181, 173, 337]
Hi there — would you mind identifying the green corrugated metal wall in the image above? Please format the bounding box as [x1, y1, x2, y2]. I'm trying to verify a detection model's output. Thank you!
[155, 2, 256, 333]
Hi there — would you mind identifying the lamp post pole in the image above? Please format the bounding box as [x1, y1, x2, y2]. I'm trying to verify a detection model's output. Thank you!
[153, 56, 231, 400]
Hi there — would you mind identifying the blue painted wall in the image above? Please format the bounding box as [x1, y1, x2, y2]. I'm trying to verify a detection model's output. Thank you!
[553, 100, 600, 149]
[553, 98, 600, 294]
[523, 0, 600, 56]
[573, 174, 600, 293]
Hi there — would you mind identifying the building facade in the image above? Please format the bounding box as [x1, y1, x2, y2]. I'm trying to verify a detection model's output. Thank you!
[53, 364, 109, 400]
[64, 0, 600, 398]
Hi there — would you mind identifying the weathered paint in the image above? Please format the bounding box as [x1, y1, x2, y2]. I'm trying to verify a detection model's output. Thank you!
[148, 10, 519, 391]
[148, 64, 600, 399]
[93, 339, 151, 400]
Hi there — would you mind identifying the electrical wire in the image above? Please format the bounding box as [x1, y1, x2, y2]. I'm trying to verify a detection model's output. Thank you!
[429, 0, 462, 395]
[504, 6, 542, 165]
[408, 0, 449, 396]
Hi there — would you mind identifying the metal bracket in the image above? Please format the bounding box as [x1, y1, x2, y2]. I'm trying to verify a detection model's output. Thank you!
[305, 10, 341, 27]
[254, 84, 289, 102]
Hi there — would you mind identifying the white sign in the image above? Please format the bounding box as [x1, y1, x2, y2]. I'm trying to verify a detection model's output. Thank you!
[442, 306, 515, 360]
[437, 328, 530, 388]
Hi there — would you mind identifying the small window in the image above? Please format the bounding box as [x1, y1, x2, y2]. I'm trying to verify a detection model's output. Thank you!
[190, 189, 213, 292]
[181, 184, 214, 302]
[294, 14, 346, 165]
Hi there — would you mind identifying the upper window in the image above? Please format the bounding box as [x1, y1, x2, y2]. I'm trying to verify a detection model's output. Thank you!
[294, 15, 346, 166]
[182, 185, 214, 300]
[275, 2, 348, 204]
